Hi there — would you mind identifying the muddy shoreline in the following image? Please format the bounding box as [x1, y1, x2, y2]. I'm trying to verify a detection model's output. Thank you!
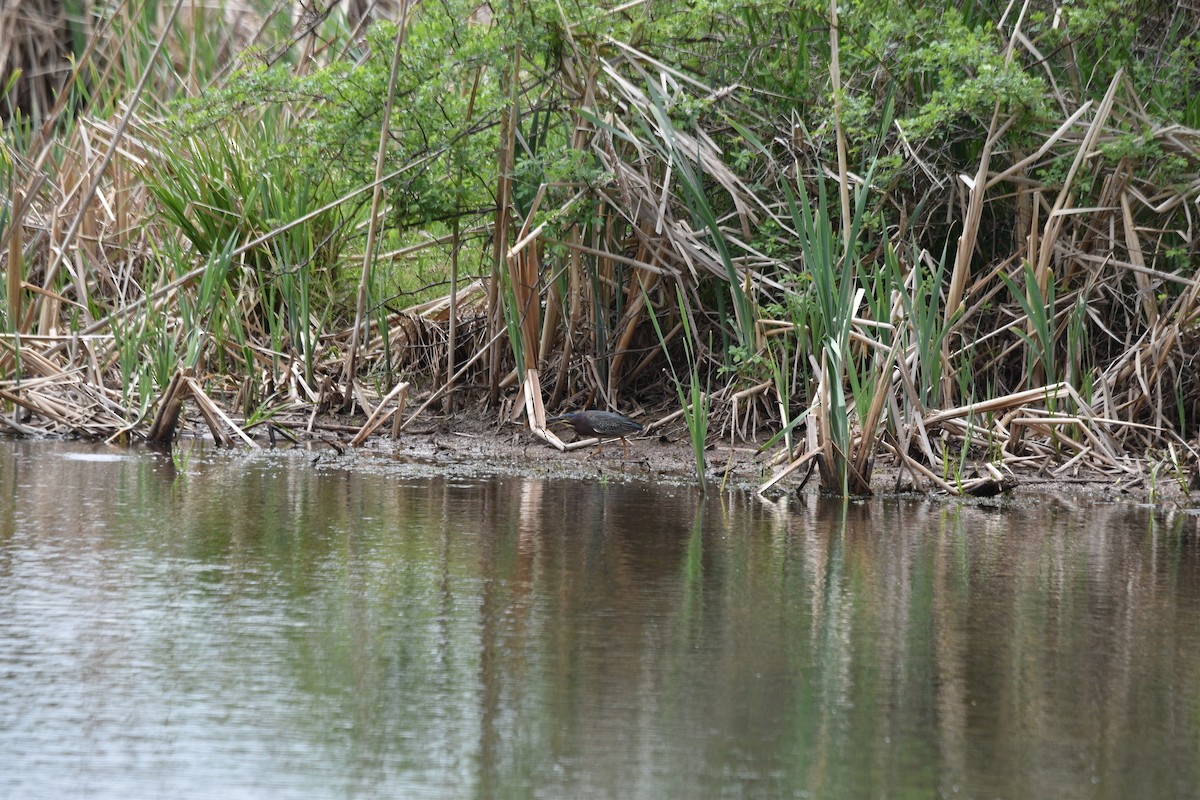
[323, 412, 1197, 509]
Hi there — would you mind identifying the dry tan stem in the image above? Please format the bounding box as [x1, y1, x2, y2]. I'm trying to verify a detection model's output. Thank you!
[185, 377, 260, 448]
[850, 337, 902, 484]
[828, 0, 851, 251]
[813, 350, 835, 488]
[42, 0, 186, 306]
[643, 397, 707, 432]
[550, 241, 583, 409]
[758, 448, 821, 494]
[0, 388, 69, 429]
[523, 369, 576, 452]
[1033, 70, 1124, 294]
[343, 11, 409, 407]
[1119, 192, 1159, 325]
[608, 266, 654, 399]
[488, 43, 521, 402]
[985, 104, 1092, 190]
[924, 383, 1070, 427]
[186, 389, 233, 446]
[944, 0, 1029, 327]
[731, 381, 771, 427]
[878, 438, 957, 494]
[351, 380, 411, 446]
[446, 219, 461, 413]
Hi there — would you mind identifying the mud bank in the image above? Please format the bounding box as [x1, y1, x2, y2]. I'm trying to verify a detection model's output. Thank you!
[322, 413, 1198, 509]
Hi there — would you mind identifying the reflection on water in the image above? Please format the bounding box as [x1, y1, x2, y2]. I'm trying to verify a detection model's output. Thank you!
[1, 439, 1198, 799]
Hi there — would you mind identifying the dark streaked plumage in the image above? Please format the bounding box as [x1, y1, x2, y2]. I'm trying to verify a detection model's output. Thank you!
[548, 410, 642, 456]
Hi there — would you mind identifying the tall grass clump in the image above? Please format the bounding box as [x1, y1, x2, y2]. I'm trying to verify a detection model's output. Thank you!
[1000, 262, 1058, 390]
[888, 241, 954, 411]
[782, 162, 891, 496]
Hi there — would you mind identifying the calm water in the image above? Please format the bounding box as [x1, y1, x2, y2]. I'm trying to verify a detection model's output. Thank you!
[1, 440, 1198, 799]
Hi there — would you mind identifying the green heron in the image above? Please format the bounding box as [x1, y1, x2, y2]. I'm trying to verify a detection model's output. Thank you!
[548, 410, 643, 457]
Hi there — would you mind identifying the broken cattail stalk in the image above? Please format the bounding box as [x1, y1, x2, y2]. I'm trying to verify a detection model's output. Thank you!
[390, 385, 410, 439]
[146, 369, 191, 446]
[924, 383, 1070, 427]
[185, 377, 260, 448]
[350, 380, 411, 446]
[758, 447, 821, 494]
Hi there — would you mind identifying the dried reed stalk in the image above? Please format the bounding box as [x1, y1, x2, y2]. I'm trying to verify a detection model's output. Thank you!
[350, 380, 411, 446]
[344, 9, 409, 408]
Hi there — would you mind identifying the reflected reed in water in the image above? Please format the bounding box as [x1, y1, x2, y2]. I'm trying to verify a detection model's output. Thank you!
[0, 440, 1197, 799]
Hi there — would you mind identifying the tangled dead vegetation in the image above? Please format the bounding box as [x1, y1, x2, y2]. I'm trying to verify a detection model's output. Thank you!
[2, 1, 1200, 499]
